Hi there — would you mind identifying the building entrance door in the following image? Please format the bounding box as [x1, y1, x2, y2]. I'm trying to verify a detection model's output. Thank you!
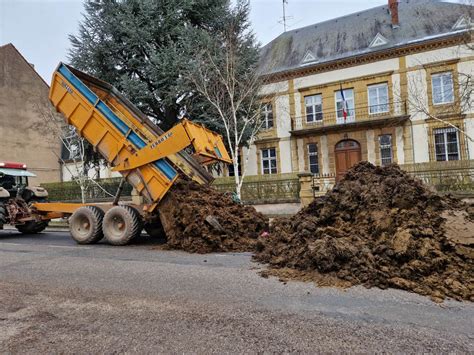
[335, 139, 362, 181]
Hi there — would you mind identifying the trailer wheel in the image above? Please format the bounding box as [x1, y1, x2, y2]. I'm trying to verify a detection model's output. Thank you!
[16, 220, 49, 234]
[103, 205, 142, 246]
[69, 206, 104, 244]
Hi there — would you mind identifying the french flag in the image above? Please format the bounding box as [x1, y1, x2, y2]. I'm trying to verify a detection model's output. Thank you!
[339, 84, 348, 122]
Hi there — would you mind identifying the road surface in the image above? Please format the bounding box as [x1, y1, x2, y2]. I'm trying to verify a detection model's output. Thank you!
[0, 230, 472, 353]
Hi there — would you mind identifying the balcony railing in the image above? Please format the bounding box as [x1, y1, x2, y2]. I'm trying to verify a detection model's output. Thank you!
[292, 100, 408, 133]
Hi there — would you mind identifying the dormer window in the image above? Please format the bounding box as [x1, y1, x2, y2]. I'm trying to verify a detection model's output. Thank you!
[369, 33, 389, 48]
[301, 51, 318, 64]
[452, 16, 472, 30]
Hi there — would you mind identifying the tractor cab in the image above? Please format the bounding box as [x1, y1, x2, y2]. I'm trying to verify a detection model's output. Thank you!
[0, 162, 47, 201]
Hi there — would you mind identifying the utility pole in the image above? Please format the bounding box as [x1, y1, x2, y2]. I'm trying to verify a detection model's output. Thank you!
[282, 0, 288, 32]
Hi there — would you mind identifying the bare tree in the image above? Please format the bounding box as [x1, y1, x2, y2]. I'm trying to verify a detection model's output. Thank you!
[189, 58, 268, 199]
[386, 2, 473, 154]
[403, 66, 473, 144]
[37, 104, 113, 203]
[186, 2, 272, 199]
[395, 14, 473, 146]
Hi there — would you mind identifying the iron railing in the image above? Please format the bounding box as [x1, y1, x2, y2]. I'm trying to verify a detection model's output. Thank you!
[43, 175, 302, 205]
[309, 160, 474, 196]
[293, 100, 407, 130]
[402, 160, 474, 195]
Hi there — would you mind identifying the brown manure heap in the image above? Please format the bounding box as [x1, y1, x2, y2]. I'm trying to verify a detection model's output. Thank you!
[254, 162, 474, 302]
[159, 179, 268, 253]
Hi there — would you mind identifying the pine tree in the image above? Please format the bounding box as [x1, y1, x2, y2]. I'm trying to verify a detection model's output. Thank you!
[68, 0, 251, 131]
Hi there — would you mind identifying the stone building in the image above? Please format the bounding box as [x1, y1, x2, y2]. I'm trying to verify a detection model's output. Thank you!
[0, 43, 62, 184]
[229, 0, 473, 195]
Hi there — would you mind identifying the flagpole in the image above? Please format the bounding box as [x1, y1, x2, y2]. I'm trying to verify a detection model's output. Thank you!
[339, 83, 347, 123]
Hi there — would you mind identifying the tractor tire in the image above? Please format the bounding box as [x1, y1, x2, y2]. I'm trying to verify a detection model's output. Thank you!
[15, 197, 51, 234]
[103, 205, 143, 246]
[16, 220, 49, 234]
[0, 205, 6, 225]
[143, 221, 165, 239]
[69, 206, 104, 244]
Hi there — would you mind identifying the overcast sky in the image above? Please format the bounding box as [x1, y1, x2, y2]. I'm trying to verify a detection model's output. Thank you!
[0, 0, 458, 82]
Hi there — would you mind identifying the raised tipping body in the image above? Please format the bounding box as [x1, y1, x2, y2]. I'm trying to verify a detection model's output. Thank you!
[33, 63, 231, 245]
[50, 64, 228, 209]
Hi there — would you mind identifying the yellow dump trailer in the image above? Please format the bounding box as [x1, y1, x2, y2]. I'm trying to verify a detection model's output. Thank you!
[32, 63, 231, 245]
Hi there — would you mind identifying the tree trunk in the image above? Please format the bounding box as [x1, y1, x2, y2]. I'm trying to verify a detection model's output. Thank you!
[234, 164, 241, 200]
[80, 184, 86, 204]
[160, 105, 180, 131]
[232, 146, 242, 200]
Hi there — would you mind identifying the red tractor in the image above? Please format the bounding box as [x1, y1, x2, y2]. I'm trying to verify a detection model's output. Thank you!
[0, 161, 49, 233]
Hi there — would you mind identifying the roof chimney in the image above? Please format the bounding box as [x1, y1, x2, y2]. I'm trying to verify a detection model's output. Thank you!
[388, 0, 399, 28]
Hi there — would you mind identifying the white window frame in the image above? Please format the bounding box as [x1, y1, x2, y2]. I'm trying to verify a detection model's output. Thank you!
[368, 83, 389, 115]
[431, 72, 454, 105]
[261, 148, 277, 175]
[434, 127, 460, 161]
[307, 143, 319, 174]
[335, 89, 355, 123]
[378, 134, 393, 166]
[261, 103, 274, 129]
[305, 94, 323, 123]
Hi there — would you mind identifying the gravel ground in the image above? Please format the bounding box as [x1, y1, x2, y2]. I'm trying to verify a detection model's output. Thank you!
[0, 230, 472, 353]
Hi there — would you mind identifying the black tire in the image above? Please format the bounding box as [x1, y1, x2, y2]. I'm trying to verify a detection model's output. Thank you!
[0, 205, 6, 225]
[69, 206, 104, 244]
[143, 221, 165, 238]
[103, 205, 143, 246]
[15, 197, 51, 234]
[16, 220, 49, 234]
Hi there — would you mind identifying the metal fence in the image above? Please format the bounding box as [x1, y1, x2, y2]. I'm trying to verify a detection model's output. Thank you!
[213, 175, 301, 204]
[41, 160, 474, 205]
[43, 175, 301, 205]
[402, 160, 474, 195]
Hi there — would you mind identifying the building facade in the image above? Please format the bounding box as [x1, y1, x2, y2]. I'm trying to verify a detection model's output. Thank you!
[0, 43, 62, 184]
[232, 0, 473, 194]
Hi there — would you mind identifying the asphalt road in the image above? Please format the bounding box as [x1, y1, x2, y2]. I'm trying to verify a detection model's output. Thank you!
[0, 229, 473, 353]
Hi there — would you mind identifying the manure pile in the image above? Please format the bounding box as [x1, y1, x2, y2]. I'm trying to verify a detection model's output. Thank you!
[159, 179, 268, 253]
[254, 162, 474, 302]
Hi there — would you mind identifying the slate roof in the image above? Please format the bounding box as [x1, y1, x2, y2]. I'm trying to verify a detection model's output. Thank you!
[259, 0, 472, 75]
